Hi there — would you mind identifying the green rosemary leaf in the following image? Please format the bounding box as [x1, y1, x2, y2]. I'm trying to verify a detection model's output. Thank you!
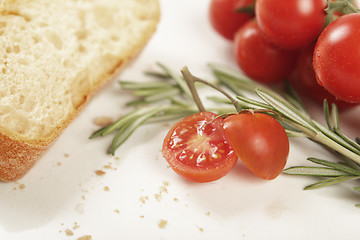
[144, 70, 171, 79]
[119, 81, 174, 90]
[90, 107, 159, 139]
[353, 186, 360, 192]
[157, 62, 192, 99]
[323, 99, 332, 130]
[107, 107, 165, 155]
[331, 103, 340, 130]
[283, 166, 350, 177]
[304, 176, 360, 190]
[255, 89, 318, 133]
[308, 157, 360, 176]
[131, 86, 177, 97]
[236, 95, 272, 110]
[143, 88, 182, 103]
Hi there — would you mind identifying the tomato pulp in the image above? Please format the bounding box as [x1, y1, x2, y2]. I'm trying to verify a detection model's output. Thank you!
[162, 112, 238, 183]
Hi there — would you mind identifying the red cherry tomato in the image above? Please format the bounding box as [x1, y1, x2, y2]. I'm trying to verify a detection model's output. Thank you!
[290, 44, 358, 110]
[223, 112, 289, 180]
[209, 0, 254, 40]
[255, 0, 327, 49]
[162, 112, 238, 183]
[313, 13, 360, 103]
[233, 20, 298, 84]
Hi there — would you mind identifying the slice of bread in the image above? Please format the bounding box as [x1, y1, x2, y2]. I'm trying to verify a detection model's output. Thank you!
[0, 0, 160, 181]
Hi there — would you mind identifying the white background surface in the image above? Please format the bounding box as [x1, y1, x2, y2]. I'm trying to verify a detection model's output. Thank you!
[1, 0, 360, 239]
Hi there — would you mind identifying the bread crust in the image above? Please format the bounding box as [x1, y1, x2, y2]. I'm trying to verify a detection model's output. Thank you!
[0, 0, 160, 182]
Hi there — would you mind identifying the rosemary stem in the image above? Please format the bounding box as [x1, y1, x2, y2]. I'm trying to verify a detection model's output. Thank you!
[312, 132, 360, 165]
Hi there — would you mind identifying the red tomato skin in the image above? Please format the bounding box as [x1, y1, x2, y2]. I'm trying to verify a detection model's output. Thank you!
[162, 112, 238, 183]
[291, 44, 358, 110]
[233, 20, 298, 84]
[209, 0, 254, 40]
[223, 113, 289, 180]
[313, 13, 360, 103]
[256, 0, 327, 49]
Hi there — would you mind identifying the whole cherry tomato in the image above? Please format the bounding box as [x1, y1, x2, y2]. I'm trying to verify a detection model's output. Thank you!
[313, 13, 360, 103]
[209, 0, 254, 40]
[223, 112, 289, 180]
[233, 20, 298, 84]
[162, 112, 238, 183]
[255, 0, 327, 49]
[290, 44, 358, 110]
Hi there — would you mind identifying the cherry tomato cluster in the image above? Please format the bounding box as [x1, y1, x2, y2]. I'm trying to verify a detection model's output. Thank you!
[209, 0, 360, 106]
[162, 111, 289, 182]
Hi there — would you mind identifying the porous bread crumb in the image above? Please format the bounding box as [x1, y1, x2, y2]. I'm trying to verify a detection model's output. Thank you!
[65, 229, 74, 236]
[158, 219, 168, 229]
[64, 153, 70, 158]
[72, 222, 80, 230]
[139, 215, 144, 218]
[57, 161, 62, 166]
[95, 170, 106, 176]
[77, 235, 92, 240]
[19, 183, 25, 189]
[93, 116, 114, 127]
[139, 195, 149, 204]
[205, 211, 211, 216]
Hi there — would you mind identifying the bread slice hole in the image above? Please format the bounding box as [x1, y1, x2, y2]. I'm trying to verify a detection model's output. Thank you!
[45, 30, 63, 50]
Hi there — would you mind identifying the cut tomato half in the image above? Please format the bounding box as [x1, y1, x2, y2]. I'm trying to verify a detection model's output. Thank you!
[162, 112, 238, 183]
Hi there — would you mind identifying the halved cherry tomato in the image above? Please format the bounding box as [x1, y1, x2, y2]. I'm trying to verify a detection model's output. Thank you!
[162, 112, 238, 183]
[223, 112, 289, 180]
[209, 0, 254, 40]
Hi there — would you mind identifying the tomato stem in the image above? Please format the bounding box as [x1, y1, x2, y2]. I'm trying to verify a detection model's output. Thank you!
[181, 66, 242, 113]
[181, 66, 206, 112]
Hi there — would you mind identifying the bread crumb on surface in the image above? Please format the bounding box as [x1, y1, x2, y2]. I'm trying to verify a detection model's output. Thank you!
[72, 222, 80, 230]
[57, 162, 62, 166]
[65, 229, 74, 236]
[95, 170, 106, 176]
[77, 235, 92, 240]
[104, 186, 110, 191]
[19, 183, 26, 190]
[64, 153, 70, 158]
[93, 116, 114, 127]
[158, 219, 168, 229]
[114, 209, 120, 214]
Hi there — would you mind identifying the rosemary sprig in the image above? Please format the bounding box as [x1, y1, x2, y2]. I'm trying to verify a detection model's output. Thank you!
[90, 63, 360, 205]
